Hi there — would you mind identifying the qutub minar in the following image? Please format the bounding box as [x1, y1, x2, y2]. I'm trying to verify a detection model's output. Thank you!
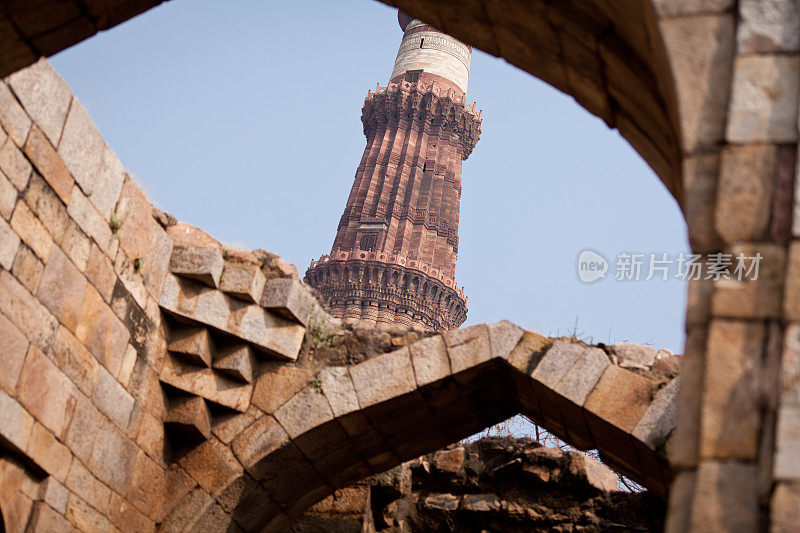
[305, 11, 482, 331]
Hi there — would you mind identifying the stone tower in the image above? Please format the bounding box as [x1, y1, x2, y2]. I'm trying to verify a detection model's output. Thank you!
[305, 11, 481, 331]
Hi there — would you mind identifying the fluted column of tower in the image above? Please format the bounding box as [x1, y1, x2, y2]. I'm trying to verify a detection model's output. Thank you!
[305, 11, 481, 331]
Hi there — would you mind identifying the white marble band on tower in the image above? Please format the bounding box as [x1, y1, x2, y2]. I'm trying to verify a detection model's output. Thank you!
[390, 15, 472, 94]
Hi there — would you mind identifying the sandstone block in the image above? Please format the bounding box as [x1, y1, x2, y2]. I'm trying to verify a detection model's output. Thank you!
[317, 366, 359, 417]
[220, 257, 266, 303]
[92, 365, 134, 430]
[261, 277, 315, 326]
[160, 354, 250, 412]
[712, 242, 785, 319]
[553, 346, 609, 405]
[57, 98, 104, 195]
[274, 385, 335, 439]
[66, 187, 117, 257]
[39, 477, 69, 515]
[65, 393, 101, 463]
[163, 394, 211, 441]
[682, 153, 722, 253]
[566, 451, 618, 492]
[213, 343, 256, 383]
[689, 461, 757, 531]
[87, 418, 137, 494]
[0, 214, 20, 270]
[136, 411, 165, 462]
[0, 82, 31, 147]
[24, 171, 69, 244]
[784, 242, 800, 321]
[0, 389, 34, 453]
[88, 145, 125, 219]
[27, 501, 74, 533]
[84, 243, 116, 303]
[169, 244, 223, 288]
[141, 225, 172, 299]
[658, 14, 734, 153]
[0, 270, 57, 351]
[126, 452, 166, 521]
[633, 376, 680, 450]
[531, 340, 585, 387]
[461, 493, 500, 512]
[107, 490, 155, 533]
[700, 319, 764, 460]
[231, 415, 290, 471]
[27, 422, 72, 481]
[726, 54, 800, 143]
[51, 325, 98, 395]
[773, 404, 800, 480]
[443, 324, 491, 374]
[251, 362, 312, 413]
[409, 334, 450, 386]
[584, 365, 653, 432]
[75, 284, 130, 375]
[66, 459, 111, 513]
[23, 125, 73, 203]
[11, 243, 42, 293]
[0, 139, 31, 189]
[61, 220, 90, 271]
[772, 481, 800, 532]
[10, 199, 51, 261]
[424, 493, 460, 511]
[488, 320, 524, 359]
[0, 311, 27, 393]
[350, 347, 416, 407]
[0, 169, 17, 220]
[433, 447, 464, 474]
[179, 437, 243, 497]
[167, 324, 213, 367]
[38, 246, 86, 331]
[66, 493, 115, 532]
[737, 0, 800, 53]
[17, 345, 78, 439]
[613, 342, 657, 369]
[7, 58, 72, 146]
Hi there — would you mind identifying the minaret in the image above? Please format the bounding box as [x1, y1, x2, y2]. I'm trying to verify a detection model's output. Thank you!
[305, 11, 481, 331]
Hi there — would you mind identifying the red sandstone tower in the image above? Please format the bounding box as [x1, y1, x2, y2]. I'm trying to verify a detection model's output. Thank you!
[305, 12, 481, 331]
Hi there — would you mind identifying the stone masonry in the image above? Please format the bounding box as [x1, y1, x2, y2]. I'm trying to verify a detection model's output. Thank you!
[2, 0, 800, 531]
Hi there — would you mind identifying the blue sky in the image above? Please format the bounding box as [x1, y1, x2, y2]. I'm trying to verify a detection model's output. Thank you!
[50, 0, 689, 353]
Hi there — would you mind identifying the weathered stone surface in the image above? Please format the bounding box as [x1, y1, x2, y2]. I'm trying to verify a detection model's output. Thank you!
[726, 55, 800, 143]
[65, 393, 102, 463]
[689, 462, 757, 531]
[179, 437, 243, 497]
[784, 242, 800, 321]
[231, 415, 290, 470]
[261, 277, 315, 326]
[700, 319, 763, 460]
[443, 324, 491, 374]
[27, 422, 72, 481]
[10, 199, 51, 261]
[23, 125, 73, 203]
[251, 362, 312, 413]
[10, 243, 42, 293]
[0, 389, 34, 453]
[317, 366, 359, 417]
[0, 270, 57, 351]
[66, 459, 111, 514]
[75, 284, 130, 375]
[424, 493, 460, 510]
[220, 256, 266, 303]
[658, 14, 735, 153]
[0, 82, 32, 147]
[213, 343, 256, 383]
[613, 342, 657, 370]
[7, 58, 71, 146]
[461, 493, 500, 512]
[553, 346, 609, 405]
[274, 386, 335, 439]
[39, 477, 69, 515]
[531, 340, 585, 387]
[51, 325, 98, 395]
[653, 0, 733, 17]
[433, 447, 464, 474]
[772, 481, 800, 532]
[160, 355, 250, 412]
[57, 98, 104, 195]
[712, 242, 785, 319]
[167, 324, 213, 367]
[350, 347, 416, 406]
[566, 452, 618, 492]
[66, 187, 117, 257]
[488, 319, 524, 359]
[17, 345, 77, 439]
[737, 0, 800, 53]
[92, 365, 134, 430]
[682, 153, 722, 253]
[163, 395, 211, 440]
[61, 220, 90, 271]
[24, 172, 69, 244]
[633, 376, 680, 450]
[584, 366, 653, 432]
[409, 334, 450, 386]
[773, 404, 800, 480]
[0, 214, 20, 270]
[66, 493, 115, 531]
[0, 139, 32, 189]
[0, 311, 28, 393]
[0, 169, 17, 220]
[38, 246, 86, 331]
[28, 501, 74, 533]
[88, 145, 126, 219]
[169, 244, 223, 288]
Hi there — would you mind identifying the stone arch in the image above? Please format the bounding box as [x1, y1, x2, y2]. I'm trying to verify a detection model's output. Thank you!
[194, 322, 677, 530]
